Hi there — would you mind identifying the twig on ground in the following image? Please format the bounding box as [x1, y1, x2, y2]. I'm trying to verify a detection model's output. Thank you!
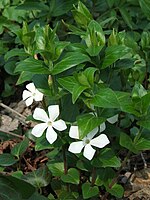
[0, 128, 24, 139]
[0, 102, 27, 125]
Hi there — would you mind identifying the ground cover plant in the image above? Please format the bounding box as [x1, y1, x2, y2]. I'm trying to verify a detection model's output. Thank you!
[0, 0, 150, 199]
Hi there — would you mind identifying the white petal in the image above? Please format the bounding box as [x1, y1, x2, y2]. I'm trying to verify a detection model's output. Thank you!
[22, 90, 32, 100]
[48, 105, 59, 122]
[33, 108, 49, 122]
[68, 141, 84, 153]
[34, 89, 44, 101]
[86, 127, 98, 140]
[52, 119, 67, 131]
[25, 96, 34, 106]
[69, 126, 79, 139]
[83, 144, 96, 160]
[46, 126, 57, 144]
[26, 83, 36, 93]
[107, 114, 118, 124]
[100, 122, 106, 132]
[90, 134, 110, 148]
[32, 123, 47, 137]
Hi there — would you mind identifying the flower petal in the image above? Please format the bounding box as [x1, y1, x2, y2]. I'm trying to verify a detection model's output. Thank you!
[107, 114, 118, 124]
[52, 119, 67, 131]
[32, 123, 47, 137]
[46, 126, 57, 144]
[90, 134, 110, 148]
[34, 89, 44, 101]
[33, 108, 49, 122]
[83, 144, 96, 160]
[26, 82, 36, 93]
[22, 90, 32, 100]
[68, 141, 84, 154]
[48, 105, 59, 122]
[86, 127, 98, 140]
[100, 122, 106, 132]
[25, 96, 34, 106]
[69, 126, 79, 139]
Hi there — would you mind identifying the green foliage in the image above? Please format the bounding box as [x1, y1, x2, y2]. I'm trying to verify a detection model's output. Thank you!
[0, 0, 150, 199]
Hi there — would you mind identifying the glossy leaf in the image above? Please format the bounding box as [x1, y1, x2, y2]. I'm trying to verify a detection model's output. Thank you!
[61, 168, 80, 185]
[77, 114, 105, 139]
[120, 132, 137, 153]
[92, 148, 121, 168]
[52, 52, 90, 75]
[102, 45, 130, 69]
[11, 137, 29, 159]
[15, 58, 50, 74]
[0, 153, 17, 166]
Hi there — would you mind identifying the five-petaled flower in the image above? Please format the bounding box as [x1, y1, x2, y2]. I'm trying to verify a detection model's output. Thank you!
[22, 82, 44, 106]
[68, 126, 110, 160]
[32, 105, 67, 144]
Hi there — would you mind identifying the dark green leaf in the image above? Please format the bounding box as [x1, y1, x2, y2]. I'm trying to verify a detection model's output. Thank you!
[61, 168, 80, 185]
[11, 137, 29, 159]
[52, 52, 90, 75]
[120, 132, 137, 153]
[92, 148, 121, 168]
[22, 166, 51, 188]
[0, 153, 17, 166]
[15, 58, 50, 74]
[106, 183, 124, 198]
[47, 162, 64, 176]
[16, 2, 49, 11]
[4, 48, 28, 61]
[102, 45, 130, 69]
[82, 182, 99, 199]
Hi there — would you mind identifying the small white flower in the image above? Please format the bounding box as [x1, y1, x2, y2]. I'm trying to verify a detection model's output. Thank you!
[32, 105, 67, 144]
[22, 83, 44, 106]
[68, 126, 110, 160]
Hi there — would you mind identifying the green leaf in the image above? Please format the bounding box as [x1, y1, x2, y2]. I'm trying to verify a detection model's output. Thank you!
[28, 192, 49, 200]
[120, 132, 137, 153]
[0, 153, 17, 166]
[72, 1, 93, 28]
[82, 182, 99, 199]
[91, 88, 139, 115]
[4, 48, 28, 61]
[52, 52, 90, 75]
[11, 137, 29, 159]
[49, 0, 77, 17]
[58, 191, 76, 200]
[61, 168, 80, 185]
[72, 84, 88, 103]
[22, 166, 51, 188]
[16, 71, 33, 85]
[106, 183, 124, 198]
[85, 20, 105, 56]
[58, 76, 77, 93]
[139, 0, 150, 19]
[83, 67, 98, 86]
[119, 7, 133, 29]
[92, 148, 121, 168]
[137, 119, 150, 130]
[135, 137, 150, 150]
[15, 58, 50, 74]
[102, 45, 130, 69]
[16, 2, 49, 11]
[0, 174, 35, 199]
[77, 114, 105, 139]
[47, 162, 64, 176]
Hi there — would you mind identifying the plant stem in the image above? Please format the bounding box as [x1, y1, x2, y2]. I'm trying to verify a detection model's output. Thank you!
[62, 145, 67, 175]
[102, 151, 131, 200]
[91, 167, 97, 186]
[0, 128, 24, 139]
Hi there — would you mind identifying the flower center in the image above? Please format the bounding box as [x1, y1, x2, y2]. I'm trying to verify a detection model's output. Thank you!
[47, 121, 52, 126]
[85, 139, 90, 144]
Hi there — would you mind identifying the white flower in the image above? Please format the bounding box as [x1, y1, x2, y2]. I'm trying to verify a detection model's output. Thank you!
[32, 105, 67, 144]
[22, 83, 44, 106]
[68, 126, 110, 160]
